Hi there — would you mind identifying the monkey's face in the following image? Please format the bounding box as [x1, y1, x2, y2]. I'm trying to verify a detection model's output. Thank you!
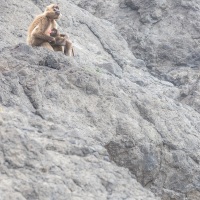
[45, 4, 61, 19]
[50, 28, 58, 37]
[53, 5, 60, 17]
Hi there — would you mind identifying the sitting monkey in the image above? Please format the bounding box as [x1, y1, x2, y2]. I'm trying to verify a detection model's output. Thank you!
[27, 4, 61, 50]
[50, 28, 74, 56]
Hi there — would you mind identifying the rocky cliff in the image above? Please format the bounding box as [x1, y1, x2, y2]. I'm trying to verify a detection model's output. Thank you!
[0, 0, 200, 200]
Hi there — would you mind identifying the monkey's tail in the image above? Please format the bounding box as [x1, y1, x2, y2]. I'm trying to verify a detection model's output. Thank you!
[72, 48, 75, 56]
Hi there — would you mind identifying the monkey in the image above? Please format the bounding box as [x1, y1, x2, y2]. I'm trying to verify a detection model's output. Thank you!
[50, 28, 75, 56]
[27, 4, 61, 50]
[50, 28, 66, 52]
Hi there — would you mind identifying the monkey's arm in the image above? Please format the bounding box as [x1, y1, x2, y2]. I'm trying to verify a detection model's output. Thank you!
[33, 32, 55, 42]
[32, 18, 55, 42]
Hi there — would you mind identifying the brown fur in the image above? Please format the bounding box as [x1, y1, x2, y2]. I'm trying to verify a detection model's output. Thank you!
[50, 28, 74, 56]
[27, 4, 61, 50]
[50, 28, 66, 52]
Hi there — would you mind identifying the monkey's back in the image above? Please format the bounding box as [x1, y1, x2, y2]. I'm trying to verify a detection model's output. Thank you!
[27, 14, 44, 44]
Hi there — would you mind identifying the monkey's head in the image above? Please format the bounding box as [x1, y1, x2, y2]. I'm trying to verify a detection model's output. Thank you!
[45, 4, 61, 19]
[50, 28, 59, 37]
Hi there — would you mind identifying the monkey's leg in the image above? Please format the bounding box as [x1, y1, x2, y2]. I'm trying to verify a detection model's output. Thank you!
[41, 42, 54, 51]
[64, 40, 74, 56]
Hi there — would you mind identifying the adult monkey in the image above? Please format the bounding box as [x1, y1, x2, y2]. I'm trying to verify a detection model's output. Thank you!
[27, 4, 61, 50]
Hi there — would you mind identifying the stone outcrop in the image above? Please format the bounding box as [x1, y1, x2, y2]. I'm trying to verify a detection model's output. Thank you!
[73, 0, 200, 113]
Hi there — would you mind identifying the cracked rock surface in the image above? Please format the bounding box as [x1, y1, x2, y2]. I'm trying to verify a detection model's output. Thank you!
[73, 0, 200, 114]
[0, 0, 200, 200]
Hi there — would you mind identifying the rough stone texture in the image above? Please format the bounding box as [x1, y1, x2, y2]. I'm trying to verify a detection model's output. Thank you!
[1, 0, 200, 200]
[73, 0, 200, 114]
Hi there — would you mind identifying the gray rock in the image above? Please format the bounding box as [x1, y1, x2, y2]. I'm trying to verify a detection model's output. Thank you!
[72, 0, 200, 113]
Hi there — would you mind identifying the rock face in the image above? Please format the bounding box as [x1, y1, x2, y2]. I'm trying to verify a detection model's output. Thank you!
[73, 0, 200, 113]
[0, 0, 200, 200]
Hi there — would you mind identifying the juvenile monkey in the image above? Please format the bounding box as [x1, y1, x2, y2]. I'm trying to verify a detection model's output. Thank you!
[27, 4, 61, 50]
[50, 28, 66, 52]
[50, 28, 74, 56]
